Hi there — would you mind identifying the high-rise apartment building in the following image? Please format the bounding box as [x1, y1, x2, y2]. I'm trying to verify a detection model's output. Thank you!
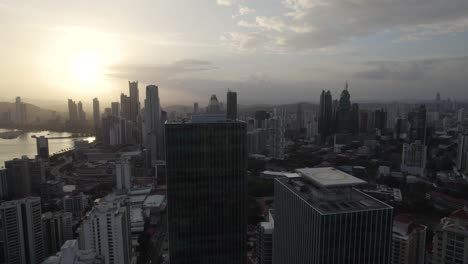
[319, 90, 333, 140]
[273, 167, 393, 264]
[63, 192, 89, 218]
[67, 99, 78, 123]
[93, 98, 100, 129]
[427, 208, 468, 264]
[77, 101, 86, 121]
[5, 156, 46, 198]
[78, 194, 132, 264]
[257, 210, 274, 264]
[166, 115, 247, 264]
[0, 169, 7, 200]
[144, 85, 161, 166]
[457, 132, 468, 174]
[42, 211, 73, 257]
[36, 136, 49, 159]
[129, 81, 139, 122]
[0, 197, 45, 264]
[227, 90, 237, 120]
[391, 214, 426, 264]
[111, 102, 120, 117]
[194, 102, 199, 114]
[401, 141, 427, 177]
[14, 97, 27, 125]
[120, 93, 131, 120]
[206, 94, 221, 113]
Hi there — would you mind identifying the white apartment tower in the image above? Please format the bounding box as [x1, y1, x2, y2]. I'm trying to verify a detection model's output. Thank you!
[78, 194, 132, 264]
[391, 215, 427, 264]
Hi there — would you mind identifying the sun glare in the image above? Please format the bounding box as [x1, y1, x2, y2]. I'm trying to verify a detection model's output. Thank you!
[69, 52, 104, 86]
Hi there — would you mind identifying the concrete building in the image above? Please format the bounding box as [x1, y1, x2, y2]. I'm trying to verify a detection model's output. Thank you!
[401, 141, 427, 177]
[227, 90, 237, 120]
[5, 156, 46, 198]
[0, 169, 8, 200]
[273, 167, 393, 264]
[129, 81, 139, 122]
[63, 192, 89, 218]
[257, 210, 274, 264]
[78, 101, 86, 121]
[14, 96, 27, 125]
[68, 99, 78, 124]
[111, 102, 120, 117]
[36, 136, 49, 160]
[457, 132, 468, 174]
[391, 215, 426, 264]
[42, 211, 73, 257]
[78, 194, 132, 264]
[115, 152, 140, 191]
[93, 98, 101, 132]
[41, 239, 103, 264]
[144, 85, 161, 166]
[427, 208, 468, 264]
[0, 197, 45, 264]
[166, 115, 246, 264]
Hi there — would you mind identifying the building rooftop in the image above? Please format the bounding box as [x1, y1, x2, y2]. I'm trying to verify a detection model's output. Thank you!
[295, 167, 367, 188]
[144, 194, 165, 208]
[277, 168, 391, 215]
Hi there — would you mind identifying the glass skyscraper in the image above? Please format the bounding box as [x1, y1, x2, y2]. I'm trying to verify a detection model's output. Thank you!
[166, 116, 247, 264]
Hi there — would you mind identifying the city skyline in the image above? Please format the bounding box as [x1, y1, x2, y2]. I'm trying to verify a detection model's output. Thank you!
[1, 0, 468, 105]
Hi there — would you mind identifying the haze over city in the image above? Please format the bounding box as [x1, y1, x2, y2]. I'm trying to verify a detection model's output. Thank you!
[1, 0, 468, 106]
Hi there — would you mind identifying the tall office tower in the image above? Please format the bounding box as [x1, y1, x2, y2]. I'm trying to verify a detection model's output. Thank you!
[120, 93, 131, 119]
[256, 210, 274, 264]
[0, 169, 7, 200]
[36, 136, 49, 159]
[166, 115, 247, 264]
[115, 154, 133, 191]
[103, 107, 112, 117]
[14, 96, 27, 125]
[42, 211, 73, 257]
[193, 102, 199, 114]
[144, 85, 161, 166]
[63, 192, 89, 218]
[111, 102, 120, 117]
[129, 81, 139, 122]
[5, 156, 46, 199]
[458, 108, 465, 123]
[427, 208, 468, 264]
[457, 132, 468, 174]
[359, 110, 370, 133]
[0, 197, 45, 264]
[267, 109, 286, 159]
[318, 90, 333, 140]
[351, 103, 360, 135]
[391, 215, 427, 264]
[227, 90, 238, 120]
[77, 101, 86, 121]
[296, 103, 304, 132]
[273, 167, 393, 264]
[78, 194, 132, 264]
[374, 108, 388, 131]
[401, 141, 427, 177]
[408, 105, 427, 143]
[206, 94, 221, 113]
[67, 99, 78, 123]
[335, 81, 353, 133]
[92, 98, 100, 131]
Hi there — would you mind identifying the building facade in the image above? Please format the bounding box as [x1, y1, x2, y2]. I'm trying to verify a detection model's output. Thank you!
[391, 215, 426, 264]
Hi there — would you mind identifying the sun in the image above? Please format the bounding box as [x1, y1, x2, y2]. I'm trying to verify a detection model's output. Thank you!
[69, 52, 104, 86]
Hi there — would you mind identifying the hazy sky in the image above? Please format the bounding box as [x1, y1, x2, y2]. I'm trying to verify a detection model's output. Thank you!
[1, 0, 468, 107]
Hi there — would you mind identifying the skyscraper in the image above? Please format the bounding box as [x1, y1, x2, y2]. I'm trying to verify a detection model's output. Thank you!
[129, 81, 139, 122]
[42, 211, 73, 257]
[14, 96, 27, 125]
[77, 101, 85, 121]
[0, 169, 7, 200]
[408, 105, 427, 143]
[318, 90, 333, 140]
[120, 93, 131, 119]
[401, 141, 427, 177]
[92, 98, 100, 131]
[296, 103, 304, 133]
[206, 94, 221, 113]
[166, 115, 247, 264]
[193, 102, 199, 114]
[457, 132, 468, 174]
[5, 156, 46, 199]
[111, 102, 120, 117]
[36, 136, 49, 159]
[67, 99, 78, 124]
[227, 90, 237, 120]
[144, 85, 161, 166]
[335, 81, 353, 133]
[78, 194, 132, 264]
[0, 197, 45, 264]
[256, 210, 274, 264]
[273, 167, 393, 264]
[391, 215, 427, 264]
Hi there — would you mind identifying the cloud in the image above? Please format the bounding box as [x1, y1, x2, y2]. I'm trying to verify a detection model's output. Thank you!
[220, 32, 274, 51]
[228, 0, 468, 51]
[217, 0, 234, 6]
[238, 5, 255, 16]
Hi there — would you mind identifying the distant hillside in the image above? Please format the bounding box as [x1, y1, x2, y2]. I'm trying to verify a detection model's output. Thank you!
[0, 101, 67, 124]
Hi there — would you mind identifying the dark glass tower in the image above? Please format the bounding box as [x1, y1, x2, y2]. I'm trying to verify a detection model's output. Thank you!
[335, 82, 353, 133]
[227, 90, 237, 120]
[318, 90, 333, 139]
[166, 117, 247, 264]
